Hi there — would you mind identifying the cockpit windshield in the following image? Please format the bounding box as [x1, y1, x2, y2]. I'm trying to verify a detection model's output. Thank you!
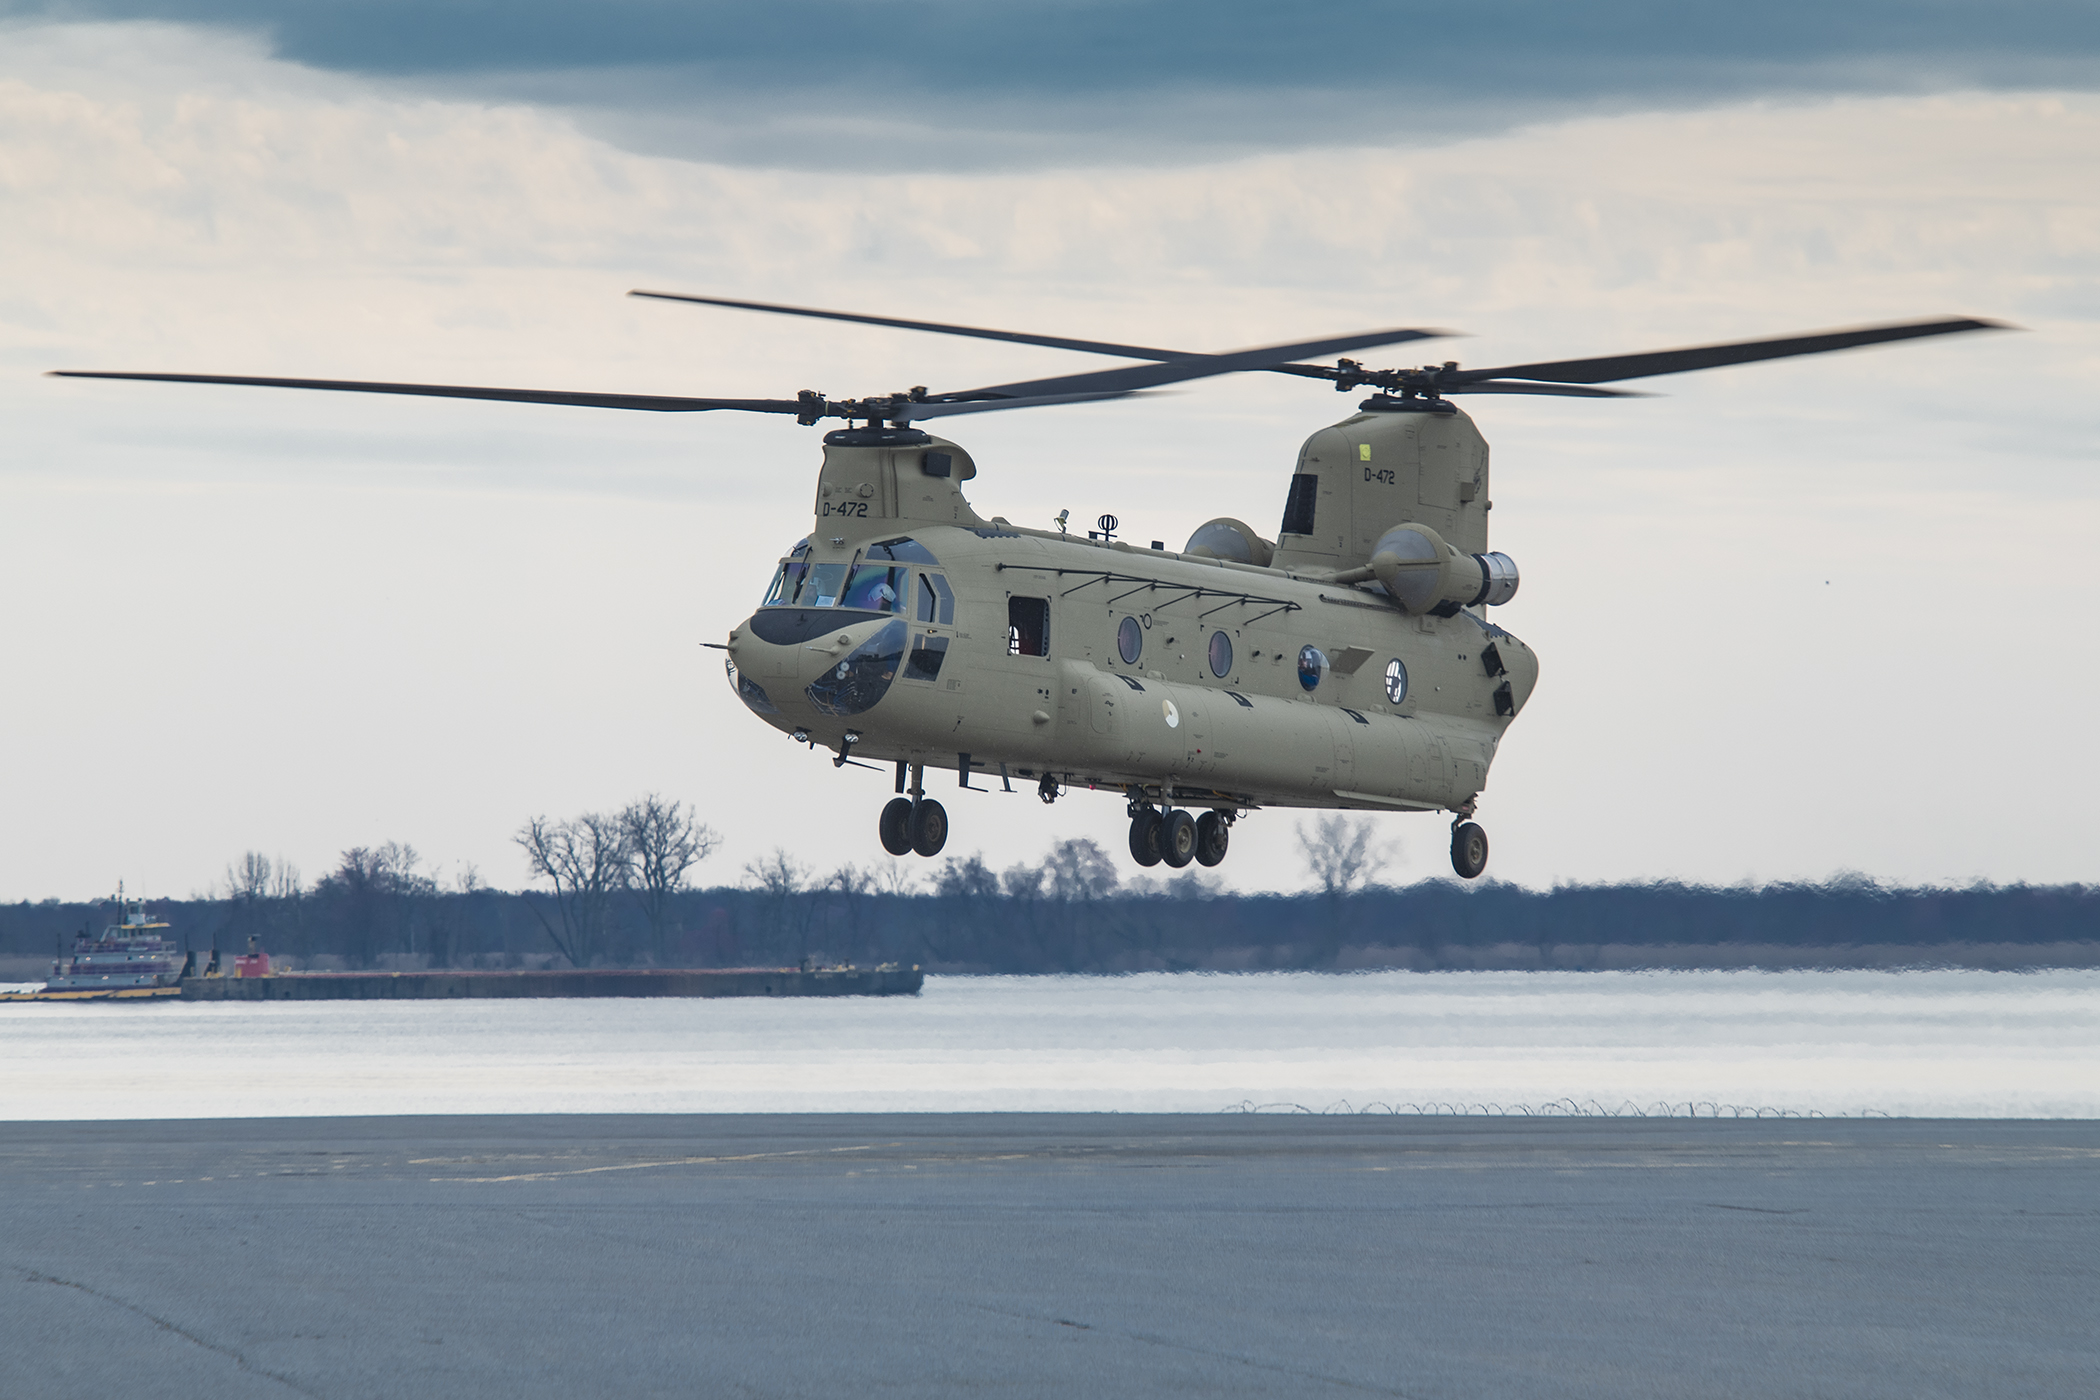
[760, 537, 932, 612]
[794, 563, 849, 608]
[865, 536, 940, 565]
[762, 535, 930, 614]
[841, 565, 907, 613]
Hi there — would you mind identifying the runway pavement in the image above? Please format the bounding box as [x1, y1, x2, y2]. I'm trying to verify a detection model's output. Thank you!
[4, 1114, 2096, 1398]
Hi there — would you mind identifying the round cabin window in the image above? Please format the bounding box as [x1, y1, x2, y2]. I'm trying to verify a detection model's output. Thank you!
[1207, 631, 1233, 678]
[1297, 645, 1327, 691]
[1383, 658, 1409, 705]
[1117, 615, 1143, 665]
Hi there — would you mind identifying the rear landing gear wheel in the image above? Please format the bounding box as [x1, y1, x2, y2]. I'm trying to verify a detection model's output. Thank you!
[1161, 810, 1198, 869]
[911, 799, 949, 858]
[1128, 808, 1163, 867]
[878, 798, 914, 857]
[1450, 821, 1489, 880]
[1195, 811, 1230, 867]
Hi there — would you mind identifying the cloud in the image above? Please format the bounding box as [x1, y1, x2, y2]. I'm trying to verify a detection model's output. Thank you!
[9, 1, 2100, 168]
[4, 26, 2099, 897]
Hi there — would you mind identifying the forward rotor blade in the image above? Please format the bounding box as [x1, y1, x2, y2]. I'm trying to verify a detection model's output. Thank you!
[631, 290, 1200, 364]
[946, 327, 1450, 403]
[1455, 317, 2008, 387]
[47, 371, 804, 415]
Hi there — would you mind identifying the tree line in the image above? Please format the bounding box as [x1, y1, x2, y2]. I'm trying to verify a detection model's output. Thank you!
[1, 811, 2094, 973]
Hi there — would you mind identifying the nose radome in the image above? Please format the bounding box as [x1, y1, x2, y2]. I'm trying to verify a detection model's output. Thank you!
[799, 619, 893, 680]
[730, 611, 907, 722]
[803, 617, 910, 719]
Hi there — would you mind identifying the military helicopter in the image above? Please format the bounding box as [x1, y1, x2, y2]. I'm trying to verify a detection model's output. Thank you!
[52, 300, 2000, 877]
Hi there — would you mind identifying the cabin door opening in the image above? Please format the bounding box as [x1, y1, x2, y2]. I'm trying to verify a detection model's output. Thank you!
[1007, 597, 1050, 657]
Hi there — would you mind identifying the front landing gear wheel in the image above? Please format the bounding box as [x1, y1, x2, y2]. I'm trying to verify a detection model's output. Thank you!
[1161, 810, 1198, 869]
[878, 798, 914, 856]
[1128, 808, 1163, 867]
[1450, 821, 1489, 880]
[1195, 811, 1230, 867]
[911, 799, 949, 858]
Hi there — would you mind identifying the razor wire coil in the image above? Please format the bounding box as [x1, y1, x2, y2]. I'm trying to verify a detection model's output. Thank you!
[1223, 1099, 1894, 1118]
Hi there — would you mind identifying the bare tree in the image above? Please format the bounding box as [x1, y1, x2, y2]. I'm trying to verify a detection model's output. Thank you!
[619, 795, 719, 961]
[306, 842, 429, 967]
[1000, 861, 1046, 901]
[266, 858, 305, 951]
[874, 859, 920, 898]
[1043, 838, 1119, 902]
[422, 862, 486, 970]
[933, 853, 1000, 900]
[1296, 815, 1393, 896]
[223, 851, 274, 957]
[516, 813, 633, 967]
[226, 852, 273, 905]
[744, 849, 807, 898]
[1295, 814, 1396, 966]
[925, 852, 999, 964]
[743, 849, 814, 962]
[825, 863, 881, 958]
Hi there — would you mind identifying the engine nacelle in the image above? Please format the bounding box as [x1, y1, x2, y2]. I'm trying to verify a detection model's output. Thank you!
[1367, 523, 1519, 615]
[1183, 517, 1276, 568]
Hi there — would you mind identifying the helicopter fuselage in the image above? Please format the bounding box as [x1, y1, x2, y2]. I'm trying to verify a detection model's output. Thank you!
[724, 432, 1537, 816]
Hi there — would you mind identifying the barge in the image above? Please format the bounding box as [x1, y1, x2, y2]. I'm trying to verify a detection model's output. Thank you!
[177, 965, 923, 1000]
[4, 888, 922, 1003]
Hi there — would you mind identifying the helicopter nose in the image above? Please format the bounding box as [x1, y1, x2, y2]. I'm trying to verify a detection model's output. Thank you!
[801, 617, 908, 718]
[727, 612, 905, 721]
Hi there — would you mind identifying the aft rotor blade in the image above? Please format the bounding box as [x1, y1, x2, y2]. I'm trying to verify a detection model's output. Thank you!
[48, 371, 805, 414]
[947, 327, 1451, 402]
[1455, 317, 2008, 387]
[1443, 381, 1644, 398]
[899, 388, 1160, 420]
[1266, 362, 1643, 398]
[631, 290, 1201, 364]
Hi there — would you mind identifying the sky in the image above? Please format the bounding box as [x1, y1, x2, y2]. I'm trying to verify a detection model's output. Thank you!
[2, 4, 2097, 902]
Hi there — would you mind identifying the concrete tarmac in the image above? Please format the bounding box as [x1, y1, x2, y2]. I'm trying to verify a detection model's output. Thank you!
[3, 1114, 2096, 1398]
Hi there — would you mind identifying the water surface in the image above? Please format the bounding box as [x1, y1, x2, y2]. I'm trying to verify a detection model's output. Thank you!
[3, 969, 2094, 1118]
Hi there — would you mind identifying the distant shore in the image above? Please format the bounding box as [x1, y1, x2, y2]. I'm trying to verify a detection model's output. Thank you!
[7, 879, 2095, 977]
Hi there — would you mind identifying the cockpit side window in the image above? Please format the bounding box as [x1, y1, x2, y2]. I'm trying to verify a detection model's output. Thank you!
[924, 573, 955, 624]
[763, 559, 809, 607]
[915, 573, 936, 623]
[762, 539, 813, 607]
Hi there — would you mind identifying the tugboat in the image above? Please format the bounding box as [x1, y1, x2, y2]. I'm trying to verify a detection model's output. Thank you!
[3, 885, 189, 1001]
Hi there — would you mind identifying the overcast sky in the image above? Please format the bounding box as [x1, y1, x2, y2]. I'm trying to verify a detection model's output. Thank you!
[3, 6, 2097, 902]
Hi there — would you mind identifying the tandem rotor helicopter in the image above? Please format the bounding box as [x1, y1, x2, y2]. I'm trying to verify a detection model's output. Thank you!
[54, 298, 2000, 877]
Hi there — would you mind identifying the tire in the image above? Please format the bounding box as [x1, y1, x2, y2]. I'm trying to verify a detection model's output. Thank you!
[878, 798, 914, 856]
[1195, 811, 1229, 867]
[1450, 821, 1489, 880]
[1161, 810, 1198, 869]
[911, 799, 949, 858]
[1128, 808, 1163, 867]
